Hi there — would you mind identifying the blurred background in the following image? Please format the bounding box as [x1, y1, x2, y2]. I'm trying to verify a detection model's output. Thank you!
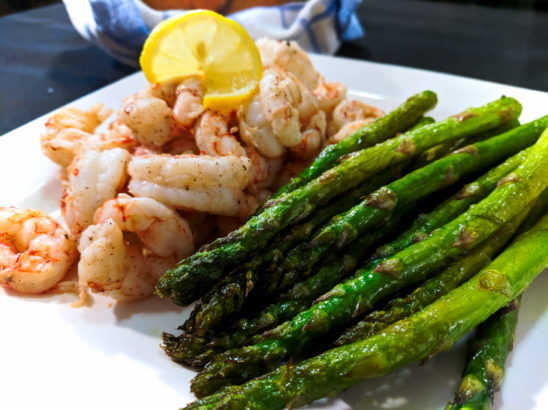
[1, 0, 547, 134]
[2, 0, 548, 16]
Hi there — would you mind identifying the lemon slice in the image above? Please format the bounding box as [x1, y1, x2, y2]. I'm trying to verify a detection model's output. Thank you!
[140, 10, 262, 111]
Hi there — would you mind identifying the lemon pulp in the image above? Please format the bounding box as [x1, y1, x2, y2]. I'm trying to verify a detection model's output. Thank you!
[140, 10, 262, 111]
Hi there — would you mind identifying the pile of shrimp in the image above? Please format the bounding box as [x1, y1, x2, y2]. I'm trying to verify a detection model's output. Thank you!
[0, 39, 383, 303]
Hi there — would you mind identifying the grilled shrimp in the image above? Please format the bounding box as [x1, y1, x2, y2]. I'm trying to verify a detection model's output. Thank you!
[147, 80, 178, 107]
[127, 153, 255, 216]
[0, 207, 77, 294]
[314, 80, 347, 116]
[173, 76, 205, 129]
[40, 103, 134, 168]
[78, 195, 194, 302]
[329, 99, 384, 137]
[194, 109, 281, 194]
[246, 147, 284, 193]
[194, 110, 247, 157]
[329, 119, 375, 144]
[238, 93, 285, 159]
[256, 38, 320, 91]
[62, 148, 131, 236]
[258, 68, 303, 148]
[291, 110, 327, 159]
[117, 91, 175, 148]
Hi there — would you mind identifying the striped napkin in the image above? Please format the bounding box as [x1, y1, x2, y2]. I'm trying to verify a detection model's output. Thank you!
[63, 0, 364, 67]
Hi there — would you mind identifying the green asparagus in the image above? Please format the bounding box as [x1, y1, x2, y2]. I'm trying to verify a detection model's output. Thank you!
[446, 297, 521, 410]
[335, 207, 529, 346]
[157, 96, 521, 305]
[270, 91, 438, 200]
[163, 207, 406, 367]
[182, 116, 469, 337]
[270, 117, 546, 294]
[164, 151, 534, 365]
[412, 119, 520, 169]
[184, 212, 548, 410]
[190, 127, 548, 397]
[182, 166, 402, 335]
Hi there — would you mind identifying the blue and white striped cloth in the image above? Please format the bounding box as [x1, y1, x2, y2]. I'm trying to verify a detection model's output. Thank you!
[63, 0, 364, 67]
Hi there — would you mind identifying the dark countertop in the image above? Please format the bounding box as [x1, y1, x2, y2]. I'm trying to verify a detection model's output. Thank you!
[1, 1, 548, 135]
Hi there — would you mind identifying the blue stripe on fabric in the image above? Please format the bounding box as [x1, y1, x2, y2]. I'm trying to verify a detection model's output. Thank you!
[297, 17, 321, 52]
[79, 0, 364, 65]
[309, 0, 336, 25]
[89, 0, 150, 53]
[336, 0, 363, 39]
[280, 6, 294, 29]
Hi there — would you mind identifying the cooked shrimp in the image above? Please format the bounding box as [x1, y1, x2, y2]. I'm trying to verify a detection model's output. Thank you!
[94, 194, 194, 258]
[238, 93, 285, 159]
[0, 207, 77, 294]
[62, 148, 130, 236]
[40, 104, 134, 168]
[117, 91, 175, 148]
[127, 153, 255, 216]
[239, 71, 318, 158]
[173, 76, 205, 129]
[259, 68, 302, 147]
[329, 99, 384, 137]
[78, 195, 194, 301]
[194, 110, 247, 156]
[291, 110, 327, 159]
[194, 108, 282, 193]
[147, 80, 178, 107]
[329, 119, 376, 144]
[245, 147, 284, 193]
[47, 103, 111, 134]
[256, 38, 320, 91]
[314, 80, 347, 115]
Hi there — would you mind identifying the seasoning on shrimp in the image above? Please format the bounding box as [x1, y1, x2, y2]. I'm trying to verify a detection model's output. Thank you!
[127, 153, 255, 216]
[62, 148, 131, 236]
[40, 103, 134, 168]
[0, 207, 77, 294]
[33, 37, 383, 304]
[78, 194, 194, 302]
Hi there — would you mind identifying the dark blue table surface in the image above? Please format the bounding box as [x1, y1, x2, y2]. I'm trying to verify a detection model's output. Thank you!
[1, 1, 548, 135]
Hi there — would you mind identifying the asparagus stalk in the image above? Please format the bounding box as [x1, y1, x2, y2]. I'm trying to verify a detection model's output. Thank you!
[157, 96, 521, 305]
[182, 119, 449, 337]
[444, 188, 548, 410]
[410, 115, 436, 130]
[183, 167, 402, 335]
[163, 207, 406, 367]
[446, 296, 521, 410]
[372, 147, 531, 261]
[187, 123, 441, 336]
[188, 141, 536, 359]
[164, 151, 532, 365]
[270, 117, 546, 294]
[185, 212, 548, 410]
[270, 91, 438, 200]
[515, 186, 548, 235]
[190, 128, 548, 397]
[413, 119, 520, 170]
[335, 206, 530, 346]
[196, 117, 536, 336]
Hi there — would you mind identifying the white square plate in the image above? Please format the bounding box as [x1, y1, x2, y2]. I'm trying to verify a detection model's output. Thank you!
[1, 55, 547, 410]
